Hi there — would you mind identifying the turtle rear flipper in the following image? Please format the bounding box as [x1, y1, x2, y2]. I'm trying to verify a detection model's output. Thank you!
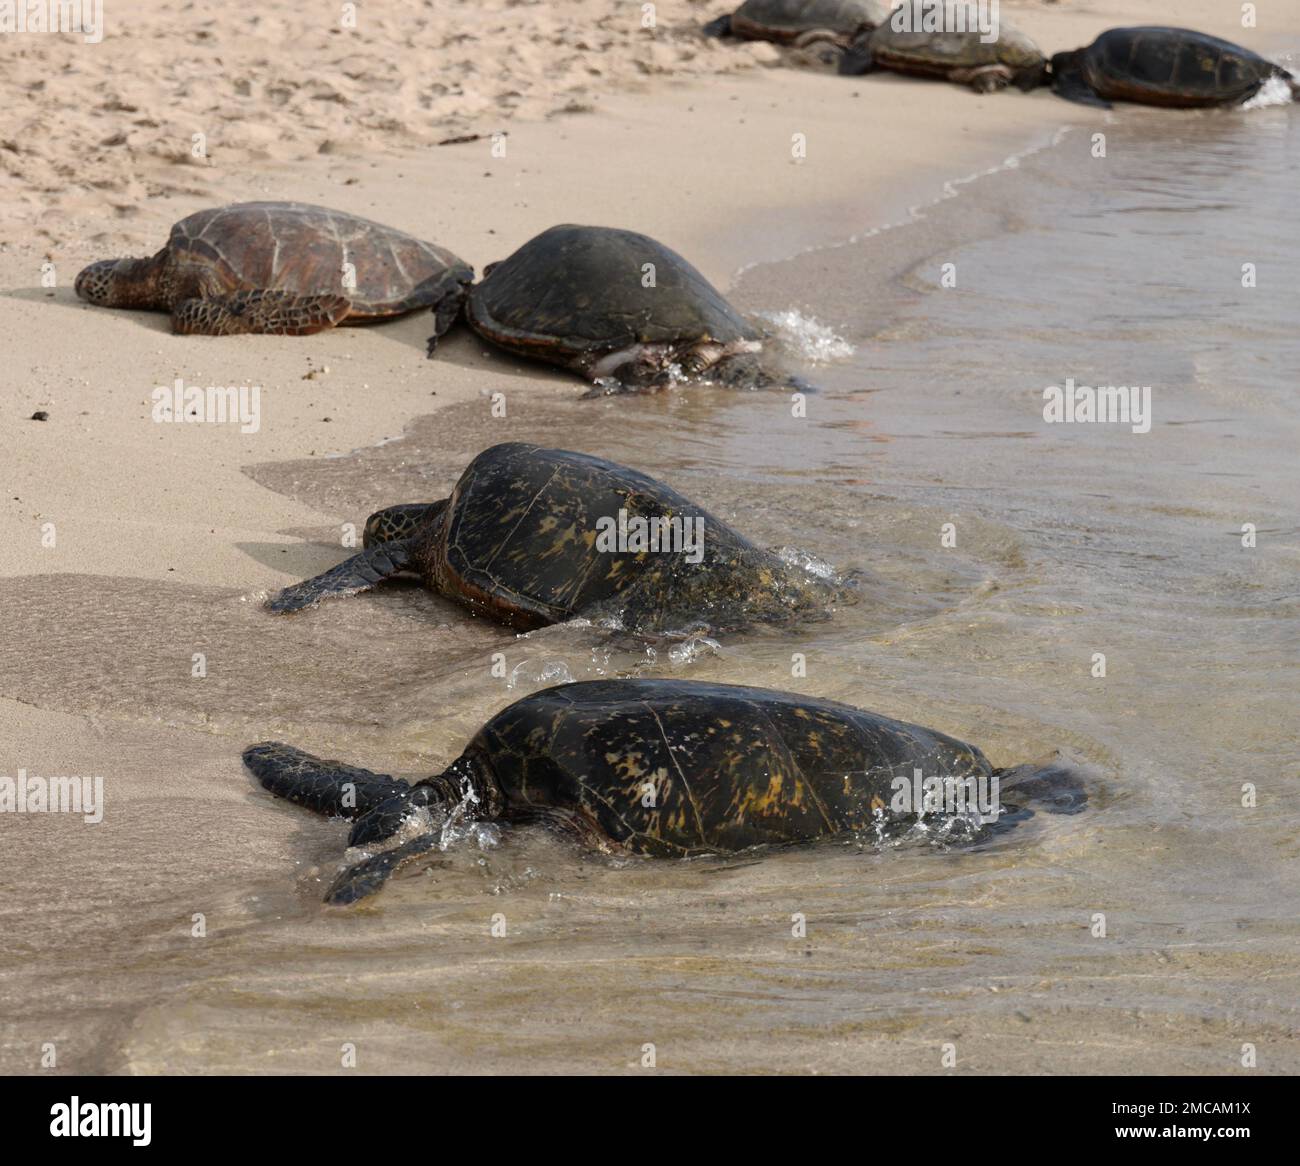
[702, 14, 733, 38]
[266, 540, 415, 613]
[325, 834, 443, 905]
[243, 742, 409, 818]
[172, 290, 353, 336]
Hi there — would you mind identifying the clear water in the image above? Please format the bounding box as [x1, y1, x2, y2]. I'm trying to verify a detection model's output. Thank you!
[3, 107, 1298, 1074]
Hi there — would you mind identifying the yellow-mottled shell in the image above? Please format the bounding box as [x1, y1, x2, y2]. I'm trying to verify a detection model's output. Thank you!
[470, 678, 995, 855]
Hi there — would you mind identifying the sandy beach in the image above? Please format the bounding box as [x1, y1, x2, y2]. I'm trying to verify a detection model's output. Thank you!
[5, 0, 1285, 584]
[3, 0, 1298, 1076]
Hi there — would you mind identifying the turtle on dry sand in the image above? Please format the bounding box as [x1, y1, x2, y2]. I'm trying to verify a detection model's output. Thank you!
[245, 679, 1086, 904]
[839, 5, 1048, 92]
[703, 0, 891, 49]
[75, 201, 473, 341]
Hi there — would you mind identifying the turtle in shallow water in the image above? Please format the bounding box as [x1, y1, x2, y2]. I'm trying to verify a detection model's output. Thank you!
[839, 4, 1047, 91]
[457, 224, 792, 392]
[1050, 27, 1299, 109]
[266, 442, 848, 631]
[244, 678, 1086, 904]
[703, 0, 891, 48]
[75, 201, 473, 341]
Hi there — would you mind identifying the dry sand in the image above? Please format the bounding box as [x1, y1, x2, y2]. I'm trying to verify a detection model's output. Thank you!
[2, 0, 1296, 1074]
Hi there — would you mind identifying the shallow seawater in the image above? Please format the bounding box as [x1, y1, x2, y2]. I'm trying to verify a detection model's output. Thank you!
[4, 107, 1299, 1074]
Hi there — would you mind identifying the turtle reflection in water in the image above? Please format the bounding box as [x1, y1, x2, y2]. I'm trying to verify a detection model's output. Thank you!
[266, 442, 852, 633]
[244, 679, 1086, 904]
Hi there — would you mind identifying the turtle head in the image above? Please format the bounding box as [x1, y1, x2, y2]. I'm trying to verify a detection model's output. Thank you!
[1048, 49, 1086, 87]
[75, 256, 162, 308]
[363, 500, 448, 548]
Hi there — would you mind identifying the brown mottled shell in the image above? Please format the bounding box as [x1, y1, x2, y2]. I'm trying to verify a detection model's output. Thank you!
[731, 0, 890, 43]
[868, 12, 1046, 74]
[464, 679, 994, 854]
[167, 201, 473, 319]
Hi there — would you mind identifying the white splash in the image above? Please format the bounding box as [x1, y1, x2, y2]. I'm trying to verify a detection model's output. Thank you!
[436, 783, 500, 852]
[667, 633, 721, 665]
[1243, 74, 1295, 110]
[774, 545, 839, 580]
[506, 657, 576, 690]
[756, 309, 854, 364]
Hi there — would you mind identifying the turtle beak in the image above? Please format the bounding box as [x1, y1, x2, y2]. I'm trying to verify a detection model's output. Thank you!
[75, 256, 160, 308]
[74, 260, 118, 305]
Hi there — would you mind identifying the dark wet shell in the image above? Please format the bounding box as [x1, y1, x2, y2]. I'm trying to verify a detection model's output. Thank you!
[731, 0, 888, 42]
[424, 443, 756, 628]
[1083, 27, 1280, 106]
[168, 201, 473, 318]
[465, 225, 759, 363]
[869, 17, 1045, 73]
[466, 679, 992, 855]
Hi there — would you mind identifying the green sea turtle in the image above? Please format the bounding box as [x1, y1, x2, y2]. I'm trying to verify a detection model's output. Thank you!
[1050, 27, 1299, 109]
[457, 224, 792, 392]
[266, 442, 848, 631]
[703, 0, 892, 48]
[75, 201, 473, 341]
[244, 679, 1085, 904]
[839, 3, 1047, 91]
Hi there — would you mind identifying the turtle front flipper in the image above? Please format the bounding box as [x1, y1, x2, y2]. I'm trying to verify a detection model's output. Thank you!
[172, 290, 353, 336]
[266, 540, 415, 613]
[325, 833, 443, 905]
[243, 742, 410, 818]
[245, 744, 456, 905]
[701, 13, 733, 38]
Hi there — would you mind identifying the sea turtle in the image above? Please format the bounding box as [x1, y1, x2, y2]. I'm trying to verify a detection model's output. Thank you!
[839, 3, 1047, 91]
[75, 201, 473, 341]
[244, 679, 1085, 904]
[266, 442, 847, 631]
[457, 224, 789, 391]
[1050, 27, 1300, 109]
[703, 0, 892, 48]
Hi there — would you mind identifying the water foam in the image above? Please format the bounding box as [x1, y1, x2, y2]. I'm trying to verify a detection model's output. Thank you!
[1243, 74, 1295, 110]
[756, 309, 855, 363]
